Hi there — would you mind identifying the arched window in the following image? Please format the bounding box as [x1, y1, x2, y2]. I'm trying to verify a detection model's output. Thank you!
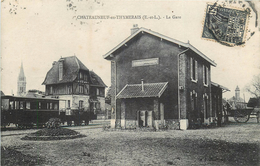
[190, 57, 198, 82]
[203, 65, 208, 86]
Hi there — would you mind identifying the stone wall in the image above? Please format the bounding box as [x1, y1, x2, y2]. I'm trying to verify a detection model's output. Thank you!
[121, 119, 179, 130]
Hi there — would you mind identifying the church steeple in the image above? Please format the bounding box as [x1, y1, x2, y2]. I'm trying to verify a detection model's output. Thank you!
[235, 85, 240, 100]
[17, 62, 26, 96]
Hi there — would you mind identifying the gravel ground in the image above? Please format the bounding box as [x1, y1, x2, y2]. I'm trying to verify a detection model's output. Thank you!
[1, 123, 260, 166]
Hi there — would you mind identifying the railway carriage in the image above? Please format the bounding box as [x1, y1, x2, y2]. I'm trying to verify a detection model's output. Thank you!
[1, 95, 62, 128]
[1, 95, 91, 128]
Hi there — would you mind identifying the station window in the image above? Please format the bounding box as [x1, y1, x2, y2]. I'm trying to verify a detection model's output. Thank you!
[190, 91, 198, 119]
[203, 65, 208, 86]
[47, 103, 49, 109]
[50, 103, 53, 109]
[190, 57, 197, 82]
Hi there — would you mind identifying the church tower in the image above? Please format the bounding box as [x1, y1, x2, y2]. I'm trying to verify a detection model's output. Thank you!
[17, 62, 26, 96]
[235, 85, 240, 100]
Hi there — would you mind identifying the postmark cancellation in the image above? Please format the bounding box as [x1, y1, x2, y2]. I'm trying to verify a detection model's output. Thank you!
[202, 3, 250, 47]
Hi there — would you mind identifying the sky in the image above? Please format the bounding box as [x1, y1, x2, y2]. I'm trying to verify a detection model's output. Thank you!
[1, 0, 260, 101]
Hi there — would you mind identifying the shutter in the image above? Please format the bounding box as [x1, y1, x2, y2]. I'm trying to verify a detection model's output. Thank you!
[190, 57, 193, 80]
[195, 60, 198, 81]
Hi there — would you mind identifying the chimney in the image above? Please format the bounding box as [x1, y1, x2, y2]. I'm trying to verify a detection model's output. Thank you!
[131, 24, 139, 35]
[52, 61, 56, 66]
[58, 58, 65, 81]
[141, 79, 144, 91]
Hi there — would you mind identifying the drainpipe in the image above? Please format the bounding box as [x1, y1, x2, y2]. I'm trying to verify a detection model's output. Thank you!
[114, 61, 117, 128]
[178, 48, 190, 121]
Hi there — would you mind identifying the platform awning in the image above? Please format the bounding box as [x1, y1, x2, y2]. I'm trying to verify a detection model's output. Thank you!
[211, 82, 230, 93]
[116, 82, 168, 99]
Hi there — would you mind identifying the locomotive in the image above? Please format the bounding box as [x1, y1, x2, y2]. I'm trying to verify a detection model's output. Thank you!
[1, 95, 92, 128]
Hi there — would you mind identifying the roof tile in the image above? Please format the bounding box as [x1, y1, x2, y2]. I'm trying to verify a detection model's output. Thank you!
[117, 82, 168, 99]
[42, 56, 106, 87]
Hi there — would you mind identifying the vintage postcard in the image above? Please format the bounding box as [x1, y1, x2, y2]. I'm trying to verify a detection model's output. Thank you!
[1, 0, 260, 165]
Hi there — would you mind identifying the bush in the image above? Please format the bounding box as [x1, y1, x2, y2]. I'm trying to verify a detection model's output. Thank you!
[21, 128, 85, 141]
[32, 128, 79, 136]
[45, 118, 61, 129]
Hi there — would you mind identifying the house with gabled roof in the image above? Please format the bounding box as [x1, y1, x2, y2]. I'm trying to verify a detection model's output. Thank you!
[42, 56, 106, 118]
[104, 25, 228, 129]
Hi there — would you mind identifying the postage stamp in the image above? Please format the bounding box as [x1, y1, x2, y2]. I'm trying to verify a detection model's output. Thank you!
[202, 3, 250, 47]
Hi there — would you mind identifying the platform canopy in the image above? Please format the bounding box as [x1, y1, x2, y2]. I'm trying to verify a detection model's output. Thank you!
[211, 82, 230, 93]
[116, 82, 168, 99]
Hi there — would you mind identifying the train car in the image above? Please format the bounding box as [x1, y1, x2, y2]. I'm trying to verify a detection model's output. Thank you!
[1, 95, 93, 128]
[63, 108, 93, 126]
[1, 95, 63, 128]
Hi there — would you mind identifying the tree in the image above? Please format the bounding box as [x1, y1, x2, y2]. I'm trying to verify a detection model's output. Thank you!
[245, 74, 260, 98]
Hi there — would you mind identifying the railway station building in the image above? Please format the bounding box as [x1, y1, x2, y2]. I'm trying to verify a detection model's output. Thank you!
[104, 25, 229, 129]
[42, 56, 107, 118]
